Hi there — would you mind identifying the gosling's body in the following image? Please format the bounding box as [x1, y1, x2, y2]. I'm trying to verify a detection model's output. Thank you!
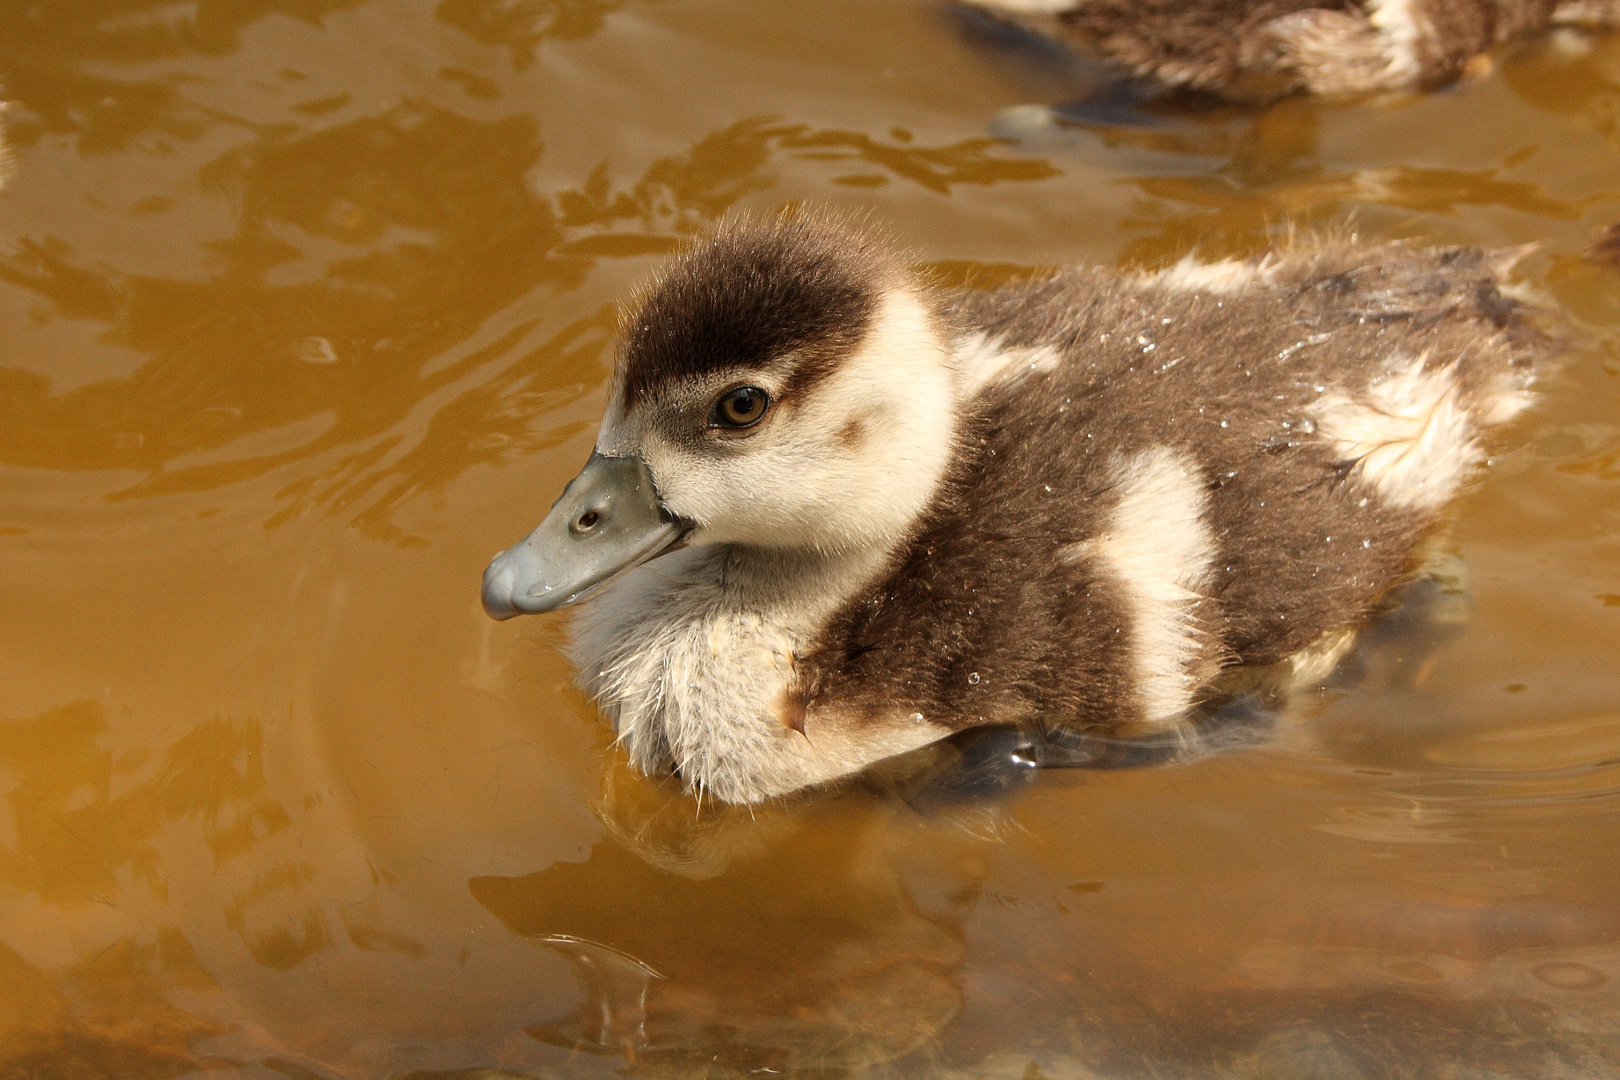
[808, 250, 1523, 735]
[484, 218, 1545, 803]
[963, 0, 1619, 98]
[522, 219, 1547, 805]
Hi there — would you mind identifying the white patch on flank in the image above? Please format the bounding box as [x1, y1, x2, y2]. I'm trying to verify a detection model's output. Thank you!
[1367, 0, 1423, 81]
[1064, 446, 1215, 724]
[1139, 254, 1278, 295]
[1309, 354, 1484, 510]
[953, 331, 1065, 398]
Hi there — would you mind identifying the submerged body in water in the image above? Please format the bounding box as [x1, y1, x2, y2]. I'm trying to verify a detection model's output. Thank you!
[482, 213, 1548, 805]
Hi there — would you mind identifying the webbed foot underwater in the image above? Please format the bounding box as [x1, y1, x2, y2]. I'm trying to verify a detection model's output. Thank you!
[481, 212, 1548, 806]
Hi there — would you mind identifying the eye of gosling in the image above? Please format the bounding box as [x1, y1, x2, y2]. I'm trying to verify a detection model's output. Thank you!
[711, 386, 770, 430]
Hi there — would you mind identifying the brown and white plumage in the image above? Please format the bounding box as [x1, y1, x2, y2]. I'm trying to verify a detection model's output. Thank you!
[483, 213, 1548, 805]
[961, 0, 1620, 98]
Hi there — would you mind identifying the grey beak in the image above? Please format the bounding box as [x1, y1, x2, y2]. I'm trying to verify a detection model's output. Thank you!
[481, 452, 690, 620]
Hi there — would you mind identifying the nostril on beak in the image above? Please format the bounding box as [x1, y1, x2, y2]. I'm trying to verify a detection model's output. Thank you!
[572, 508, 602, 534]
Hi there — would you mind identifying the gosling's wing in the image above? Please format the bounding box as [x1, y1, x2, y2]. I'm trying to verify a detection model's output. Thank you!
[808, 237, 1547, 734]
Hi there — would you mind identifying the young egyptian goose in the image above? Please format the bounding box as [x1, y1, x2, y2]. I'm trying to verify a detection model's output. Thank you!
[480, 213, 1547, 805]
[961, 0, 1619, 98]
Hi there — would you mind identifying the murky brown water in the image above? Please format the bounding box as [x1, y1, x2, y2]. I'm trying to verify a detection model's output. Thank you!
[2, 2, 1620, 1077]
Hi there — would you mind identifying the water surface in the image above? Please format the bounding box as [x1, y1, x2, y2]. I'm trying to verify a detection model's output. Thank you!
[2, 2, 1620, 1077]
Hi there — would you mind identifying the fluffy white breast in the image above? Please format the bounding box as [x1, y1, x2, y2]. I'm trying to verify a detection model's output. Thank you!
[569, 546, 952, 804]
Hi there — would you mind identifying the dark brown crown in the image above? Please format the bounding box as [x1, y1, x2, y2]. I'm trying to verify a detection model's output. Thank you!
[616, 213, 900, 407]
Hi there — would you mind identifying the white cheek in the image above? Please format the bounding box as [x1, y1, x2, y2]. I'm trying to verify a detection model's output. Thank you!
[644, 425, 881, 549]
[649, 291, 957, 552]
[637, 436, 725, 525]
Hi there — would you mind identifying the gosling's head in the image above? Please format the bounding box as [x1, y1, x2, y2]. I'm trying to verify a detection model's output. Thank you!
[482, 212, 959, 618]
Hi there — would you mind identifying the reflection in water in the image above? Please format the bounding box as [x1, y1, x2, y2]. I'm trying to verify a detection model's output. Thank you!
[531, 934, 663, 1057]
[472, 775, 970, 1075]
[457, 599, 1620, 1077]
[460, 786, 1620, 1078]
